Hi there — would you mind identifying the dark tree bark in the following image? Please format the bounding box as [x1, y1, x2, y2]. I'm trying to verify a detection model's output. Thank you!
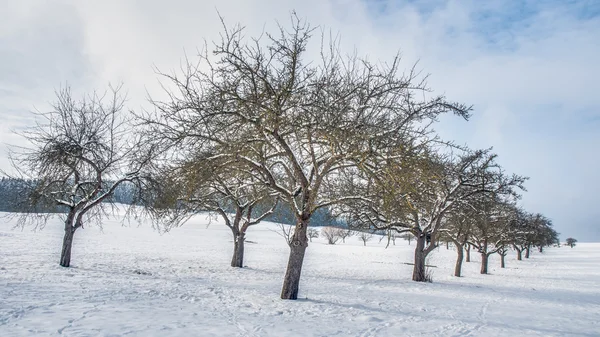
[59, 213, 77, 268]
[525, 244, 531, 258]
[514, 246, 523, 260]
[60, 227, 76, 267]
[449, 236, 465, 277]
[412, 234, 428, 281]
[454, 243, 464, 277]
[480, 252, 489, 274]
[500, 253, 505, 268]
[465, 244, 471, 262]
[231, 232, 245, 268]
[446, 241, 449, 250]
[281, 217, 309, 300]
[538, 245, 543, 253]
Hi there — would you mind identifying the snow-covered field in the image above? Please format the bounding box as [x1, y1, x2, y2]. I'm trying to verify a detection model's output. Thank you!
[1, 212, 599, 337]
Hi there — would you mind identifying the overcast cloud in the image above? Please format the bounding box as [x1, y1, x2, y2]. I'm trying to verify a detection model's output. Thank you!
[1, 0, 598, 241]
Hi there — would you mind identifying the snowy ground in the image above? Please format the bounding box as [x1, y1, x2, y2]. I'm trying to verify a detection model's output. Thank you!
[1, 211, 599, 337]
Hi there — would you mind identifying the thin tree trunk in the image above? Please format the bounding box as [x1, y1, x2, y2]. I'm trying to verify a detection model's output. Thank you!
[60, 226, 75, 267]
[454, 243, 464, 277]
[412, 235, 427, 282]
[538, 246, 543, 253]
[500, 254, 505, 268]
[525, 244, 531, 258]
[480, 252, 489, 274]
[281, 218, 309, 300]
[465, 244, 471, 262]
[446, 241, 449, 250]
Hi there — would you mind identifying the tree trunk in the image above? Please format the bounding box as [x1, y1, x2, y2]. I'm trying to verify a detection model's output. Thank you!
[480, 252, 489, 274]
[465, 244, 471, 262]
[454, 243, 464, 277]
[446, 241, 449, 250]
[60, 226, 76, 267]
[538, 246, 543, 253]
[280, 218, 309, 300]
[500, 254, 505, 268]
[412, 235, 428, 282]
[516, 249, 522, 260]
[231, 233, 245, 268]
[525, 244, 531, 258]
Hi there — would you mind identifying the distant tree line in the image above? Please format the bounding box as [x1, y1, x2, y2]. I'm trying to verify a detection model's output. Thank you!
[0, 177, 340, 226]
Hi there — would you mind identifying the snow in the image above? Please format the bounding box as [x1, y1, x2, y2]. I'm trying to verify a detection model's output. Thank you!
[1, 211, 599, 337]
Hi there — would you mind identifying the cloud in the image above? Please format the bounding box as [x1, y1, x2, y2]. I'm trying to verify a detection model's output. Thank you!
[1, 0, 598, 240]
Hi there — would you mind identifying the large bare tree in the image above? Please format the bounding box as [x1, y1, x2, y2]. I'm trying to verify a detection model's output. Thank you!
[9, 86, 153, 267]
[143, 15, 470, 299]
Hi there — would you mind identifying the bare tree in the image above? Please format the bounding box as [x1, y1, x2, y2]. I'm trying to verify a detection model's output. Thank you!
[531, 214, 558, 253]
[497, 245, 509, 268]
[444, 208, 474, 277]
[155, 155, 279, 268]
[143, 15, 470, 299]
[510, 208, 531, 260]
[274, 223, 294, 246]
[566, 237, 578, 248]
[338, 229, 354, 243]
[9, 86, 153, 267]
[468, 197, 517, 274]
[321, 226, 341, 245]
[358, 232, 373, 246]
[307, 227, 319, 242]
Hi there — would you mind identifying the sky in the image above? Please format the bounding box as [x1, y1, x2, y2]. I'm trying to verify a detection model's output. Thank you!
[1, 0, 598, 241]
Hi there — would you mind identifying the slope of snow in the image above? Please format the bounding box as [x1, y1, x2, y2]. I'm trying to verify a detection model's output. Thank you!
[1, 211, 599, 336]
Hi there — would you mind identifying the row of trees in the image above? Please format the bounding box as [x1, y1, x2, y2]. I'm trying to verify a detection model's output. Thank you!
[6, 15, 565, 300]
[444, 206, 559, 276]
